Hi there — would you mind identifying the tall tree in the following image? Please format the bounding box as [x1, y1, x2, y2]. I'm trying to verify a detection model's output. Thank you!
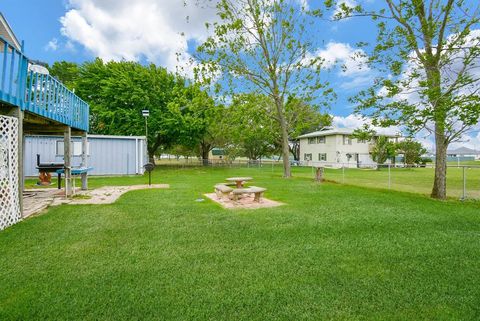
[167, 84, 225, 164]
[75, 59, 181, 161]
[228, 94, 277, 160]
[49, 61, 80, 90]
[195, 0, 333, 177]
[327, 0, 480, 199]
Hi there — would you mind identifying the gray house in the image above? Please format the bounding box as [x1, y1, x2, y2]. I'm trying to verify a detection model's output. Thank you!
[24, 135, 147, 177]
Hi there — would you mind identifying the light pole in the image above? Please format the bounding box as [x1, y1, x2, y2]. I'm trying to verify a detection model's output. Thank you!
[142, 109, 150, 161]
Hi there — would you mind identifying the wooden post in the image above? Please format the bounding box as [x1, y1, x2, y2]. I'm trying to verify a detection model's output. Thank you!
[315, 167, 324, 182]
[80, 131, 88, 190]
[64, 126, 72, 197]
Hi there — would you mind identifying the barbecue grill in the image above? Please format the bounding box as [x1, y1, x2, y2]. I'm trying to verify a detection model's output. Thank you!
[36, 154, 64, 189]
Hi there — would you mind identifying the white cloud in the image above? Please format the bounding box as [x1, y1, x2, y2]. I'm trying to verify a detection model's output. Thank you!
[45, 38, 59, 51]
[315, 42, 369, 75]
[332, 114, 402, 136]
[59, 0, 217, 75]
[304, 41, 374, 89]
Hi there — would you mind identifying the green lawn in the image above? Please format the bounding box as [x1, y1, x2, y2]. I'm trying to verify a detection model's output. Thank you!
[3, 167, 480, 320]
[315, 166, 480, 199]
[25, 163, 480, 200]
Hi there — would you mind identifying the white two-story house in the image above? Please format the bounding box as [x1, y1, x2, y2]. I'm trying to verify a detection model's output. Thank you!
[298, 127, 400, 168]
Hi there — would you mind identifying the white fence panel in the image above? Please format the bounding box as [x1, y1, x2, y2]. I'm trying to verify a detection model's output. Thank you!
[0, 115, 20, 230]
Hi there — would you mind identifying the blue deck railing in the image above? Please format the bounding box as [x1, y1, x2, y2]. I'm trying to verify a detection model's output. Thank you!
[0, 37, 89, 131]
[0, 37, 28, 108]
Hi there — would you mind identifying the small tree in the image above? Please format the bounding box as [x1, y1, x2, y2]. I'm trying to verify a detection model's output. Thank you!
[396, 139, 427, 166]
[371, 136, 396, 166]
[195, 0, 333, 177]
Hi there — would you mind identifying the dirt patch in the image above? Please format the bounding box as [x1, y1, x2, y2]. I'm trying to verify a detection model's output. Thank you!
[23, 184, 170, 217]
[204, 193, 284, 209]
[53, 184, 170, 206]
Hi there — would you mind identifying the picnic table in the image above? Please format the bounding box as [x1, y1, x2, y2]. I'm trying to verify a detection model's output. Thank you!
[57, 167, 93, 194]
[225, 177, 253, 188]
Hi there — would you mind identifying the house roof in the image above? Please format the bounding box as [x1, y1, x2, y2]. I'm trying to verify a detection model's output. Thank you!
[297, 127, 399, 139]
[0, 12, 21, 51]
[26, 134, 147, 140]
[447, 147, 480, 155]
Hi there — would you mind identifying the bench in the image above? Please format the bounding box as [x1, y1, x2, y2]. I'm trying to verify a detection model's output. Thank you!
[214, 184, 233, 199]
[232, 186, 267, 202]
[249, 186, 267, 202]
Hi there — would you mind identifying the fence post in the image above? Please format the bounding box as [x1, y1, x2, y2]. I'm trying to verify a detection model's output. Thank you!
[388, 164, 391, 189]
[342, 165, 345, 184]
[461, 166, 466, 201]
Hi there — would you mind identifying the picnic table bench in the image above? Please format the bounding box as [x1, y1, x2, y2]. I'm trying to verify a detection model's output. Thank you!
[232, 186, 267, 202]
[214, 184, 233, 199]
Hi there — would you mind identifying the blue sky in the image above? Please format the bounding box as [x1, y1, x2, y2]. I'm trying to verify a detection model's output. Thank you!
[3, 0, 479, 150]
[2, 0, 378, 116]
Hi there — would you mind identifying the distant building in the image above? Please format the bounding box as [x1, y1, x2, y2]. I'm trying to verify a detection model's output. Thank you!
[24, 135, 147, 177]
[298, 127, 400, 168]
[209, 148, 225, 160]
[447, 147, 480, 161]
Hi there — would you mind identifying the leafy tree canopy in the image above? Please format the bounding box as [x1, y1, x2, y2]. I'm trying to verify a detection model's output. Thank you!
[195, 0, 334, 176]
[324, 0, 480, 199]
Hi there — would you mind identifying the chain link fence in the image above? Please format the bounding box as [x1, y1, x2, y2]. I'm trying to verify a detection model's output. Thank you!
[155, 158, 480, 201]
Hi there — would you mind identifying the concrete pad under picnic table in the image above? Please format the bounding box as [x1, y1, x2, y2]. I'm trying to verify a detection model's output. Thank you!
[204, 193, 283, 209]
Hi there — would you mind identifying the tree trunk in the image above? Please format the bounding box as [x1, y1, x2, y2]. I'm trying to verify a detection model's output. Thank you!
[200, 142, 211, 166]
[431, 132, 448, 199]
[148, 134, 164, 164]
[426, 65, 448, 200]
[274, 98, 291, 177]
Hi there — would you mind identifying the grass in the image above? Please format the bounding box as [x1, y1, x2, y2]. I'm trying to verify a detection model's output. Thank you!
[447, 160, 480, 166]
[318, 166, 480, 199]
[2, 167, 480, 320]
[25, 163, 480, 200]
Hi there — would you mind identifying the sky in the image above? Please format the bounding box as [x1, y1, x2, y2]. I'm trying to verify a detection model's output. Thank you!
[2, 0, 480, 151]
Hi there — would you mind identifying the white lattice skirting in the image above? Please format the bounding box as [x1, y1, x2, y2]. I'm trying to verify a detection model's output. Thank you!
[0, 115, 21, 230]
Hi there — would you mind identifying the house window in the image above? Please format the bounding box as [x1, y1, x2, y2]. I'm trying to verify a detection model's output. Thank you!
[318, 153, 327, 161]
[304, 153, 312, 161]
[56, 141, 89, 156]
[308, 138, 316, 144]
[343, 135, 352, 145]
[317, 136, 326, 144]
